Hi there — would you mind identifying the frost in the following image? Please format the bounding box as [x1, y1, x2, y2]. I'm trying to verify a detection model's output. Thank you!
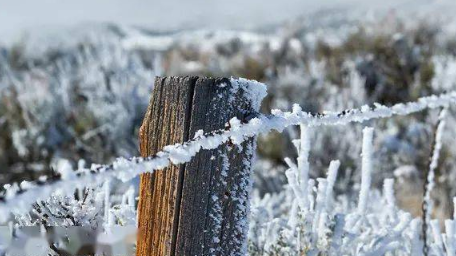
[230, 77, 267, 112]
[424, 108, 448, 225]
[248, 123, 456, 255]
[11, 130, 29, 157]
[358, 127, 374, 214]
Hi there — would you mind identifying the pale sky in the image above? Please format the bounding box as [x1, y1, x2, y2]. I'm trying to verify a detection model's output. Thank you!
[0, 0, 443, 44]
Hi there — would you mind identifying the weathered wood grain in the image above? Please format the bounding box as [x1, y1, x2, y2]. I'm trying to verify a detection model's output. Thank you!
[136, 76, 257, 256]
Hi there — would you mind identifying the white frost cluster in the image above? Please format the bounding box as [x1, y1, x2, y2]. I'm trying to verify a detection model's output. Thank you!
[249, 126, 456, 256]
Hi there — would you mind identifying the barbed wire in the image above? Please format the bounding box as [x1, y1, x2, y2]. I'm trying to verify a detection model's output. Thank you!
[1, 91, 455, 222]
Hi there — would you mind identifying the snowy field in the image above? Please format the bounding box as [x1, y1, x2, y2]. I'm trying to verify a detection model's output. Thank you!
[3, 1, 456, 255]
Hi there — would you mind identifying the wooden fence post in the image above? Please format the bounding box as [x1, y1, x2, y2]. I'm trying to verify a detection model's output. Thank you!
[136, 76, 259, 256]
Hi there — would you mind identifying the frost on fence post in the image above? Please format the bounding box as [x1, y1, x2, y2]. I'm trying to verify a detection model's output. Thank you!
[136, 76, 266, 256]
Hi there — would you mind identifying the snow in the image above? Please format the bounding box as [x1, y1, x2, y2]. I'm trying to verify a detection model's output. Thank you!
[230, 77, 267, 112]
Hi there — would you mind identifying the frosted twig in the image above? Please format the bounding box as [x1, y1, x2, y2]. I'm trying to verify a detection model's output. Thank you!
[325, 160, 340, 210]
[422, 107, 448, 256]
[358, 127, 374, 214]
[445, 220, 456, 256]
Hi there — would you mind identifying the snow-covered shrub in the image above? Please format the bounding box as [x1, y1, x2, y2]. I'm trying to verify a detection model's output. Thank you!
[249, 125, 456, 256]
[0, 29, 158, 185]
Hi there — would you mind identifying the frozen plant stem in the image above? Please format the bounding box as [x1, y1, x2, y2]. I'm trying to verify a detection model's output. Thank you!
[445, 220, 455, 256]
[298, 123, 311, 209]
[383, 178, 397, 220]
[422, 107, 448, 256]
[358, 127, 374, 214]
[104, 180, 111, 229]
[285, 121, 312, 211]
[325, 160, 340, 210]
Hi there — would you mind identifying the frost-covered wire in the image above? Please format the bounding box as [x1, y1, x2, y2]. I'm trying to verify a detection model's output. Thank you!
[1, 89, 456, 222]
